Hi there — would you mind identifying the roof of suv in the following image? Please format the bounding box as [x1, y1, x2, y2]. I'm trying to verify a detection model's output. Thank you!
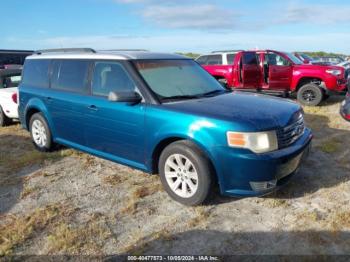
[27, 50, 189, 61]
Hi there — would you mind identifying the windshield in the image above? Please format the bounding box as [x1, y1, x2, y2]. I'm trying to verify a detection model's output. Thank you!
[134, 59, 226, 101]
[284, 53, 303, 65]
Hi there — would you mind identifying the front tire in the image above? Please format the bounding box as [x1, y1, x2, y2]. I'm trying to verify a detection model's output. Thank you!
[0, 106, 11, 127]
[29, 113, 54, 151]
[297, 84, 323, 106]
[158, 140, 213, 206]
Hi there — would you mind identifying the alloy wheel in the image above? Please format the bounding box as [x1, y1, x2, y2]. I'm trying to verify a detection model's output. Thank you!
[164, 154, 199, 198]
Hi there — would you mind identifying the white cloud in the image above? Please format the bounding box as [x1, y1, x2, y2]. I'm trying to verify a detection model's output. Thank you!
[115, 0, 236, 31]
[142, 4, 235, 30]
[280, 2, 350, 24]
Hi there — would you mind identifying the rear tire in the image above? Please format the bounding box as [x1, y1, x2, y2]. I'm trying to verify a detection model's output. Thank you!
[297, 84, 323, 106]
[158, 140, 213, 206]
[29, 113, 54, 152]
[0, 106, 11, 127]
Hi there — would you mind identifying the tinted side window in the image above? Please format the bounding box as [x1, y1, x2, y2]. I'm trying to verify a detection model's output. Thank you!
[266, 53, 289, 66]
[196, 56, 208, 65]
[206, 55, 222, 65]
[227, 54, 236, 64]
[92, 62, 135, 97]
[243, 52, 258, 65]
[22, 59, 50, 87]
[51, 60, 90, 93]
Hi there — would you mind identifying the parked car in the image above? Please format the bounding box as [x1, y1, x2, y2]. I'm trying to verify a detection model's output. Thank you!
[196, 50, 241, 85]
[198, 50, 348, 106]
[19, 48, 313, 206]
[315, 56, 345, 65]
[0, 68, 21, 126]
[293, 52, 330, 66]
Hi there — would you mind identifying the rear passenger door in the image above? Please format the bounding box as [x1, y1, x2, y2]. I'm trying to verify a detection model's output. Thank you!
[240, 52, 261, 89]
[48, 59, 91, 146]
[84, 61, 145, 166]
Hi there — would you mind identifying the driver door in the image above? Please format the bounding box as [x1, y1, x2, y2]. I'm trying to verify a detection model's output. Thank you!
[265, 52, 292, 90]
[84, 61, 145, 167]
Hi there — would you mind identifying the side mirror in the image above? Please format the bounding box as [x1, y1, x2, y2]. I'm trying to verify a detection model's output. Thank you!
[108, 91, 142, 104]
[303, 59, 310, 64]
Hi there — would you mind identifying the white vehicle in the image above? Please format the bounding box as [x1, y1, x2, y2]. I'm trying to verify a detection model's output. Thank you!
[0, 69, 21, 126]
[338, 61, 350, 70]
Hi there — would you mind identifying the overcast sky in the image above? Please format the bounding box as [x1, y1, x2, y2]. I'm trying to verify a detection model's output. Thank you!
[2, 0, 350, 53]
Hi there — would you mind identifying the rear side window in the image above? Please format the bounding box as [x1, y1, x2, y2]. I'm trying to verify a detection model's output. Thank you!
[51, 60, 90, 93]
[206, 55, 222, 65]
[92, 61, 135, 97]
[22, 59, 50, 87]
[196, 56, 208, 65]
[227, 54, 236, 64]
[243, 52, 258, 65]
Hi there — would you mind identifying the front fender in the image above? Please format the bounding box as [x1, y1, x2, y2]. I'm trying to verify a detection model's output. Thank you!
[145, 113, 224, 173]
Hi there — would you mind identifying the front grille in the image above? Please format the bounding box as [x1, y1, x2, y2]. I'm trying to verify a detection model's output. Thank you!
[277, 114, 305, 149]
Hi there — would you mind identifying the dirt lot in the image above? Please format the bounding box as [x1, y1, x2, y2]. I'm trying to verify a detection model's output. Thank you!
[1, 96, 350, 256]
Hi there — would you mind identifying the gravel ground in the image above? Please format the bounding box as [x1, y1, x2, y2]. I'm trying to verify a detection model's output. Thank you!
[0, 96, 350, 256]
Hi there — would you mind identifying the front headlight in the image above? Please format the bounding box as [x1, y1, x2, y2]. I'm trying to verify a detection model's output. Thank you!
[227, 131, 278, 153]
[326, 69, 342, 76]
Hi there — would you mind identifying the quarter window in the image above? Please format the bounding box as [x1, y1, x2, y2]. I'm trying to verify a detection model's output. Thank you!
[227, 54, 236, 64]
[92, 62, 135, 97]
[22, 59, 50, 88]
[206, 55, 222, 65]
[51, 60, 90, 93]
[196, 56, 208, 65]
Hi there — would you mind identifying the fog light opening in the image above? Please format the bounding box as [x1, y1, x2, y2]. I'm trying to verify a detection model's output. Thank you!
[250, 179, 277, 192]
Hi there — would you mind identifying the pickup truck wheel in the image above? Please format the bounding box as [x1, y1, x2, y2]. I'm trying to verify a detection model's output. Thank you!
[297, 84, 323, 106]
[29, 113, 53, 152]
[0, 106, 11, 127]
[158, 140, 213, 206]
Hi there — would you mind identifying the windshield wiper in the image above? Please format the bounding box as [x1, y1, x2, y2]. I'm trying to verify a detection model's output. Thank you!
[161, 95, 201, 101]
[200, 89, 232, 97]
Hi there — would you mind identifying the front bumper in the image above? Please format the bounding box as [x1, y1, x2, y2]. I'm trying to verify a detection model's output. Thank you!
[212, 128, 313, 197]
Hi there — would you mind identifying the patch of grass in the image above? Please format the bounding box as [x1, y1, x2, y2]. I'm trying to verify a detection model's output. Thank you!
[20, 186, 39, 199]
[263, 198, 290, 208]
[319, 138, 341, 153]
[330, 211, 350, 231]
[133, 184, 163, 199]
[187, 207, 210, 228]
[0, 149, 74, 175]
[0, 204, 63, 256]
[102, 175, 123, 186]
[47, 221, 110, 255]
[120, 198, 138, 215]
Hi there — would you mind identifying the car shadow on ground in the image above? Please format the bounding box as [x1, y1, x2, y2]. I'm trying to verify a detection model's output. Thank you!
[208, 112, 350, 205]
[0, 133, 45, 215]
[119, 229, 350, 256]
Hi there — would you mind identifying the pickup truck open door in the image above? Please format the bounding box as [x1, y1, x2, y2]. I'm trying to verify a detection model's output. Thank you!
[233, 51, 261, 89]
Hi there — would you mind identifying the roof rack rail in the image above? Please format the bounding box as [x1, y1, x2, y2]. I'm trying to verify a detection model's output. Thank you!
[211, 50, 243, 53]
[35, 48, 96, 55]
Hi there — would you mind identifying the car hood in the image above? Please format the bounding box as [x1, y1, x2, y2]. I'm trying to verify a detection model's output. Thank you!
[161, 92, 301, 131]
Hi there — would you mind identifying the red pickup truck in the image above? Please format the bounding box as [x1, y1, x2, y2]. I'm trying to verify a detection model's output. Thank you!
[197, 50, 348, 106]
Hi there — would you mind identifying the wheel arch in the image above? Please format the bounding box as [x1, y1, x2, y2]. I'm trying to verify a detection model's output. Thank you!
[295, 77, 324, 91]
[150, 136, 218, 184]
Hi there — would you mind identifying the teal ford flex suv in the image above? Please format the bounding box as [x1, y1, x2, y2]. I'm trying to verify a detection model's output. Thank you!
[19, 48, 312, 206]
